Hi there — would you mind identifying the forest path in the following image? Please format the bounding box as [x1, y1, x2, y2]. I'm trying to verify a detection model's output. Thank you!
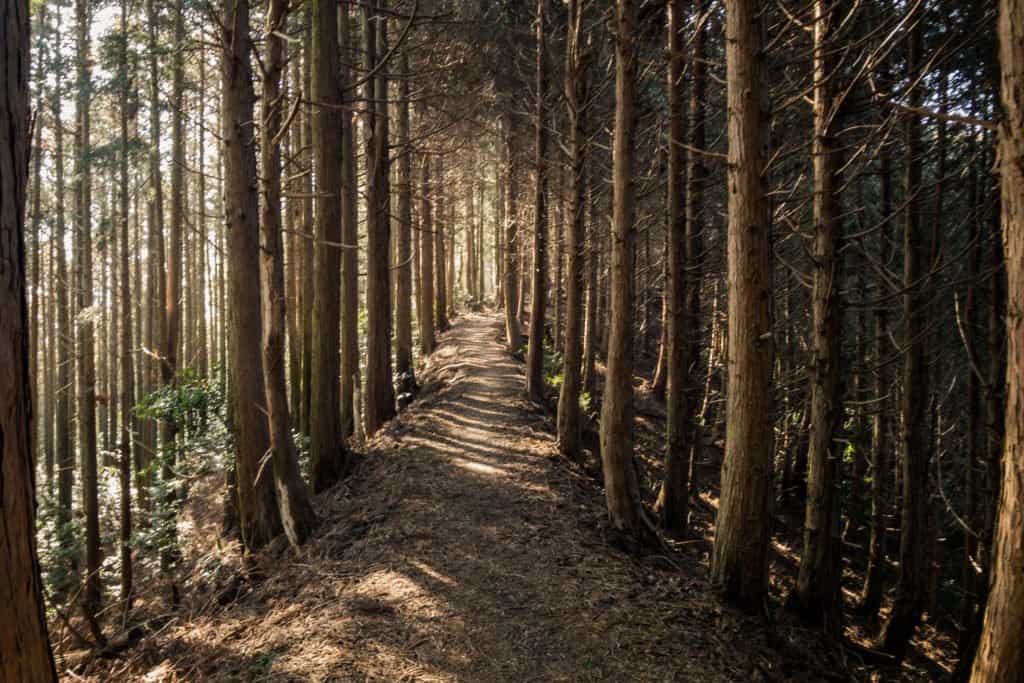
[158, 313, 798, 682]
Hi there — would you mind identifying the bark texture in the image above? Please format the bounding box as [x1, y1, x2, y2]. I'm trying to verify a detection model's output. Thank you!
[0, 0, 59, 674]
[711, 0, 775, 612]
[556, 0, 588, 460]
[599, 0, 648, 537]
[220, 0, 284, 550]
[309, 0, 348, 489]
[793, 0, 843, 632]
[970, 1, 1024, 678]
[363, 0, 397, 435]
[260, 0, 317, 547]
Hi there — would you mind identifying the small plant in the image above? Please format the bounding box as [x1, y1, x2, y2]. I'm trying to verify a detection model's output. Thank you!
[544, 343, 564, 388]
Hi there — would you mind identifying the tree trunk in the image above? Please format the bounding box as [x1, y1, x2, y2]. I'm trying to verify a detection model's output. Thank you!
[260, 0, 318, 547]
[859, 141, 893, 620]
[657, 0, 691, 536]
[117, 0, 135, 610]
[285, 59, 303, 425]
[299, 19, 314, 436]
[196, 47, 209, 378]
[164, 0, 185, 503]
[969, 1, 1024, 677]
[958, 152, 982, 656]
[557, 0, 588, 461]
[599, 0, 648, 538]
[143, 0, 165, 516]
[309, 0, 349, 490]
[582, 171, 598, 395]
[53, 16, 76, 600]
[684, 2, 706, 515]
[363, 0, 396, 435]
[882, 14, 931, 657]
[495, 153, 504, 305]
[419, 152, 436, 355]
[711, 0, 774, 612]
[74, 0, 102, 638]
[503, 113, 521, 352]
[395, 48, 417, 400]
[220, 0, 284, 550]
[793, 0, 843, 631]
[525, 0, 550, 402]
[436, 155, 449, 331]
[0, 1, 59, 672]
[340, 3, 359, 437]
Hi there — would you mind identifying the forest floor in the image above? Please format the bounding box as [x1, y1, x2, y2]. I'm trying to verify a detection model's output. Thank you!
[71, 312, 950, 682]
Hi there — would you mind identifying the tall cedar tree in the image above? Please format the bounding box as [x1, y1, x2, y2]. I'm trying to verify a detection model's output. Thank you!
[525, 0, 549, 402]
[556, 0, 588, 460]
[73, 0, 103, 639]
[0, 0, 59, 674]
[164, 0, 184, 493]
[882, 10, 931, 656]
[117, 0, 134, 609]
[970, 1, 1024, 678]
[53, 7, 75, 600]
[711, 0, 774, 612]
[599, 0, 649, 537]
[309, 0, 348, 489]
[260, 0, 317, 546]
[364, 0, 397, 435]
[220, 0, 284, 549]
[502, 112, 521, 352]
[657, 0, 691, 535]
[340, 5, 359, 436]
[395, 48, 416, 398]
[792, 0, 844, 631]
[436, 155, 449, 331]
[420, 151, 436, 355]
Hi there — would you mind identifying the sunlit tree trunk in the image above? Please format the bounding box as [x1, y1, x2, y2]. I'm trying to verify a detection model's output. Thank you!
[220, 0, 284, 549]
[969, 1, 1024, 678]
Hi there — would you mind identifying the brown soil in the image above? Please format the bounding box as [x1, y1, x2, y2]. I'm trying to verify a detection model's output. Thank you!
[70, 312, 878, 682]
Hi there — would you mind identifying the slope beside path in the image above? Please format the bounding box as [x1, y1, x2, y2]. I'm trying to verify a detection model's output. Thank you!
[108, 312, 837, 682]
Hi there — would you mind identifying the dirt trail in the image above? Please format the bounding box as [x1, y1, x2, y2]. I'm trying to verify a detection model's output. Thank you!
[132, 313, 827, 682]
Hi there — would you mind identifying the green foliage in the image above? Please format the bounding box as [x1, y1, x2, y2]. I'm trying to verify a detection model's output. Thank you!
[133, 365, 232, 571]
[544, 343, 564, 388]
[35, 491, 83, 607]
[136, 367, 224, 444]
